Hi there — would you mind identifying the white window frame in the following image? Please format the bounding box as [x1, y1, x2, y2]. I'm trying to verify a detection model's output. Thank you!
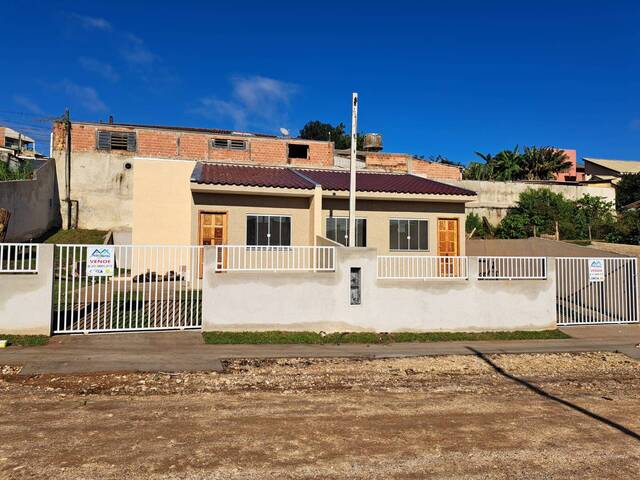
[389, 218, 429, 252]
[246, 214, 292, 247]
[325, 216, 367, 247]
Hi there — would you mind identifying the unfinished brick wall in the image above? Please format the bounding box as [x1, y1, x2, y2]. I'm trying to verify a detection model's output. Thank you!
[53, 122, 334, 166]
[411, 159, 462, 180]
[364, 153, 411, 173]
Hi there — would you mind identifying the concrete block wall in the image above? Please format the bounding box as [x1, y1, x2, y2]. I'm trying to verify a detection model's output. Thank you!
[0, 158, 61, 241]
[202, 247, 557, 332]
[0, 244, 54, 335]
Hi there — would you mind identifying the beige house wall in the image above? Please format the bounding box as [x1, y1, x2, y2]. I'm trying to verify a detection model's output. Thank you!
[322, 198, 466, 256]
[191, 193, 313, 245]
[132, 158, 194, 245]
[130, 159, 471, 253]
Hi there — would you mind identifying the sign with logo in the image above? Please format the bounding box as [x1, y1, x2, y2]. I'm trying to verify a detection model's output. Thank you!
[86, 246, 115, 277]
[588, 258, 605, 283]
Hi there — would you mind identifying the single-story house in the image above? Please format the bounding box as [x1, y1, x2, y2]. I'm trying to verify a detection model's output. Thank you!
[131, 159, 477, 256]
[583, 157, 640, 183]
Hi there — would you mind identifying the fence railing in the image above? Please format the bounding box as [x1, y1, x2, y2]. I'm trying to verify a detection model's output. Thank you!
[0, 243, 39, 274]
[377, 256, 468, 280]
[214, 245, 335, 272]
[477, 256, 547, 280]
[556, 257, 638, 325]
[54, 244, 204, 334]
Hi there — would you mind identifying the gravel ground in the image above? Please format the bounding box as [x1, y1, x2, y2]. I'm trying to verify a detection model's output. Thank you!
[1, 352, 639, 479]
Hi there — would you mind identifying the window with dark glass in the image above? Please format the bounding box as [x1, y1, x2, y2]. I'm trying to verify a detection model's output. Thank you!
[325, 217, 366, 247]
[389, 219, 428, 251]
[246, 215, 291, 246]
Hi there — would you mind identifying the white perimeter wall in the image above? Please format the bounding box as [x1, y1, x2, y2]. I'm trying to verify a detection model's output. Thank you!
[0, 244, 53, 335]
[203, 247, 557, 332]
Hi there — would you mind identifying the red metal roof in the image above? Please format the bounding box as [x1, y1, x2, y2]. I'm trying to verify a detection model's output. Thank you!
[301, 169, 475, 196]
[191, 163, 476, 196]
[192, 163, 314, 189]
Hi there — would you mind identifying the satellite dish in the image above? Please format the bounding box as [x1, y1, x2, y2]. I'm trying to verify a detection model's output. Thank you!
[279, 127, 289, 136]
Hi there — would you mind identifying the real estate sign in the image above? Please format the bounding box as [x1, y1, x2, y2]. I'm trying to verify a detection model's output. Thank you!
[86, 246, 115, 277]
[588, 258, 605, 283]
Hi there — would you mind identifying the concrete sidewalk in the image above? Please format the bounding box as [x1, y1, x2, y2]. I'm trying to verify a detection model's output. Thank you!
[1, 325, 639, 375]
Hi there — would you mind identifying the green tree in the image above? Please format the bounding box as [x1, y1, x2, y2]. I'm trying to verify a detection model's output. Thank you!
[574, 194, 614, 240]
[299, 120, 364, 149]
[463, 146, 571, 181]
[463, 161, 494, 180]
[520, 146, 571, 180]
[495, 188, 578, 239]
[465, 212, 484, 237]
[490, 146, 522, 181]
[606, 210, 640, 244]
[615, 173, 640, 210]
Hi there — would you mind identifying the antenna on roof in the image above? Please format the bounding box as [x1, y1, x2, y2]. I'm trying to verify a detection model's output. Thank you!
[279, 127, 289, 137]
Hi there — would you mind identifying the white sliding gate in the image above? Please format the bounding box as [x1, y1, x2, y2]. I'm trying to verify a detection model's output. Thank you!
[54, 245, 204, 334]
[556, 257, 638, 326]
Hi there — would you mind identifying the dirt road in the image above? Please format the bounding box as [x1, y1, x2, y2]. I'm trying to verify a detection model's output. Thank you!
[1, 352, 639, 479]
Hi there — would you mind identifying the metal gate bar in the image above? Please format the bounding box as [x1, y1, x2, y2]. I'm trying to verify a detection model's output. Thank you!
[54, 245, 204, 334]
[556, 257, 638, 326]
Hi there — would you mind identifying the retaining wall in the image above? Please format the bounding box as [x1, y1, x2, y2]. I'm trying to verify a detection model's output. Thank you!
[202, 247, 557, 332]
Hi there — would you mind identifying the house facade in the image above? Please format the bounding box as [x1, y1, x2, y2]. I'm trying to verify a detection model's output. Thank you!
[50, 120, 464, 232]
[132, 159, 476, 257]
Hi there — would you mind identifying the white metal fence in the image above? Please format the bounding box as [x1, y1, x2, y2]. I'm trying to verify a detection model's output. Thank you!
[0, 243, 39, 274]
[377, 256, 468, 280]
[54, 245, 204, 334]
[214, 245, 335, 272]
[477, 256, 547, 280]
[556, 257, 638, 325]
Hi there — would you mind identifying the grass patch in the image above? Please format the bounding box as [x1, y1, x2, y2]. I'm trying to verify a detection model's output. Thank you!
[43, 229, 108, 245]
[0, 335, 49, 347]
[202, 329, 569, 345]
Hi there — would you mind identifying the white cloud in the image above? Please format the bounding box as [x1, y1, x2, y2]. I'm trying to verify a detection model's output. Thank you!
[13, 95, 45, 115]
[192, 75, 299, 131]
[121, 33, 156, 67]
[70, 13, 112, 31]
[79, 57, 119, 82]
[57, 80, 108, 113]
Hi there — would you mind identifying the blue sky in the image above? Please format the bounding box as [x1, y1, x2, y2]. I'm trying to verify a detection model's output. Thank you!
[2, 1, 640, 163]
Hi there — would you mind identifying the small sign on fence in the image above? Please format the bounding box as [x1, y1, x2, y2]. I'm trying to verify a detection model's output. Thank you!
[588, 258, 605, 283]
[86, 246, 115, 277]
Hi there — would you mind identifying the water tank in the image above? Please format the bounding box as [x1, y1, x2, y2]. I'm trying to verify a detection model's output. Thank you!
[362, 133, 383, 151]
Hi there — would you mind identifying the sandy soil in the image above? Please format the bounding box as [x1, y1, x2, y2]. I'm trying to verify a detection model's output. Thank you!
[1, 352, 639, 479]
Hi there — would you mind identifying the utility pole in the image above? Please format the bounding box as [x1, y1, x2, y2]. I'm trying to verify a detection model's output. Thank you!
[348, 93, 358, 247]
[64, 109, 72, 230]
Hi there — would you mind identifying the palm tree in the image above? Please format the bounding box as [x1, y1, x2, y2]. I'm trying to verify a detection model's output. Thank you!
[521, 147, 572, 180]
[491, 146, 522, 181]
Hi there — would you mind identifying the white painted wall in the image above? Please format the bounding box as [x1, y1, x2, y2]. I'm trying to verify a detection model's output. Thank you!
[0, 244, 53, 335]
[202, 247, 556, 332]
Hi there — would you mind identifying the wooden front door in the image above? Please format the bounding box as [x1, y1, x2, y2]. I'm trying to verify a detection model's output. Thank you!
[199, 212, 227, 272]
[438, 219, 460, 276]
